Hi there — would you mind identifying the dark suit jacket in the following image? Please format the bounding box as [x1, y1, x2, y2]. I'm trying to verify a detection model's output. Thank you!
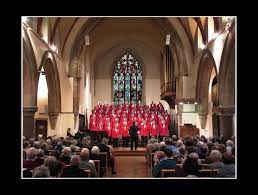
[95, 143, 111, 159]
[59, 155, 71, 165]
[129, 125, 139, 138]
[152, 158, 177, 177]
[61, 165, 89, 177]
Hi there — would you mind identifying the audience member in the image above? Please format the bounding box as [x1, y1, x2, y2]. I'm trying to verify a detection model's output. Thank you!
[61, 155, 89, 177]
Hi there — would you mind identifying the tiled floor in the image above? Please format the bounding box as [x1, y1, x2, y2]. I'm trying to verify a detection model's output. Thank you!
[108, 156, 150, 178]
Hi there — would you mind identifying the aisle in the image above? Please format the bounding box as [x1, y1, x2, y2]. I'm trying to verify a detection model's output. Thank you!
[109, 156, 150, 178]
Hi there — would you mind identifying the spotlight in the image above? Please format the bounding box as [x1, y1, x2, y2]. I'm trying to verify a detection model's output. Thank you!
[179, 102, 183, 105]
[194, 102, 198, 105]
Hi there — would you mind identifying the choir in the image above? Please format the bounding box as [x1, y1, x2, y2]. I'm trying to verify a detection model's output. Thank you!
[89, 101, 171, 145]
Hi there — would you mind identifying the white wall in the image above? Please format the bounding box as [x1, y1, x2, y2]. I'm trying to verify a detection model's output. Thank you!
[145, 79, 161, 105]
[94, 79, 112, 105]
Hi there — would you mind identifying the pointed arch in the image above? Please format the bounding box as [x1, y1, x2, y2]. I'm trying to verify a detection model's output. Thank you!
[196, 49, 217, 129]
[23, 29, 38, 108]
[38, 51, 61, 129]
[112, 50, 144, 105]
[218, 24, 235, 107]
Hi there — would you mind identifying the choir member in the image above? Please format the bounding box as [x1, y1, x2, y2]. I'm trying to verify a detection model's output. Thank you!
[140, 120, 148, 146]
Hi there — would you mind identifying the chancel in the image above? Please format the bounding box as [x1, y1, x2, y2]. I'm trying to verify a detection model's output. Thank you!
[22, 16, 236, 178]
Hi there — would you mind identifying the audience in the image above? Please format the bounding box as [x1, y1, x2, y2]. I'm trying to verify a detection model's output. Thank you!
[61, 155, 89, 177]
[183, 157, 199, 177]
[59, 147, 71, 165]
[152, 148, 177, 177]
[79, 148, 98, 177]
[23, 147, 40, 170]
[32, 165, 50, 178]
[23, 132, 236, 178]
[35, 149, 46, 165]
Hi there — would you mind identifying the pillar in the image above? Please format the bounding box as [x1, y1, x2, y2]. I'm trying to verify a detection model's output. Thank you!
[219, 106, 235, 139]
[199, 114, 208, 129]
[23, 106, 38, 138]
[49, 112, 59, 130]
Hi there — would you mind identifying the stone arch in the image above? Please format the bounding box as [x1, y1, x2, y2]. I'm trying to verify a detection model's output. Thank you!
[38, 51, 61, 130]
[219, 26, 235, 107]
[23, 37, 37, 107]
[217, 25, 235, 138]
[23, 30, 38, 138]
[196, 49, 217, 129]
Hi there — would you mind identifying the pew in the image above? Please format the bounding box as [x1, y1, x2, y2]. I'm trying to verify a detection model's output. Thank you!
[161, 169, 176, 177]
[92, 160, 100, 177]
[198, 169, 219, 177]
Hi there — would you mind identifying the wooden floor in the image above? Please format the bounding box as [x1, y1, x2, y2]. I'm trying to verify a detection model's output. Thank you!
[104, 147, 149, 178]
[108, 156, 150, 178]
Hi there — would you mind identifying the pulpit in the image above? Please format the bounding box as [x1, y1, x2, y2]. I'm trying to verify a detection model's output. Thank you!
[179, 124, 200, 138]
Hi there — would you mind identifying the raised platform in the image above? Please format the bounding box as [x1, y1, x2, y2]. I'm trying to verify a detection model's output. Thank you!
[113, 147, 146, 156]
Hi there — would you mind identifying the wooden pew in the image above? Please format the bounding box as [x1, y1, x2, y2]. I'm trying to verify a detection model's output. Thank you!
[150, 153, 155, 175]
[92, 160, 100, 177]
[198, 169, 219, 177]
[161, 169, 176, 177]
[99, 152, 108, 174]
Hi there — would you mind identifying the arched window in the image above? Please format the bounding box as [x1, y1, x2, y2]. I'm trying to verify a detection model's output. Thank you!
[113, 52, 143, 105]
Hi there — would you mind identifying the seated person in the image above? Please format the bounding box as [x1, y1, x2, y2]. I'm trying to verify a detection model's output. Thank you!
[35, 149, 46, 165]
[220, 152, 235, 178]
[79, 148, 98, 177]
[152, 148, 177, 177]
[182, 157, 199, 177]
[59, 147, 71, 165]
[67, 128, 75, 138]
[32, 165, 50, 178]
[23, 147, 40, 171]
[98, 138, 117, 175]
[49, 160, 64, 178]
[91, 146, 105, 177]
[61, 155, 89, 177]
[207, 150, 224, 172]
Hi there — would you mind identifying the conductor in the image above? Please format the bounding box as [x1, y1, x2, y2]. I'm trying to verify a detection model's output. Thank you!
[129, 121, 139, 150]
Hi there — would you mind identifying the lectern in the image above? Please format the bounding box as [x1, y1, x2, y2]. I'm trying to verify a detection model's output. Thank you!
[179, 124, 200, 138]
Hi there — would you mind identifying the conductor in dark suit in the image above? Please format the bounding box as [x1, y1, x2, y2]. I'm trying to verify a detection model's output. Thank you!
[129, 122, 139, 150]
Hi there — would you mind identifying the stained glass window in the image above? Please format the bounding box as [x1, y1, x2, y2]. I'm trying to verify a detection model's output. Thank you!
[113, 52, 142, 105]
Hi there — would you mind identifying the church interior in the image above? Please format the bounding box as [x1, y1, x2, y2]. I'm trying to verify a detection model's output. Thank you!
[22, 16, 236, 178]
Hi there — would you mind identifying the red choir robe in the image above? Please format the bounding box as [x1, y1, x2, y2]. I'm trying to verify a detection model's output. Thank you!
[150, 123, 159, 136]
[140, 123, 149, 136]
[159, 123, 169, 136]
[137, 117, 143, 127]
[164, 115, 171, 126]
[106, 123, 112, 137]
[98, 121, 104, 132]
[121, 121, 129, 137]
[112, 123, 120, 138]
[89, 119, 98, 131]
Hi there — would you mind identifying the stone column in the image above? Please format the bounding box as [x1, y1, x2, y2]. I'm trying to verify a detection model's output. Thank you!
[219, 106, 235, 139]
[199, 114, 208, 130]
[176, 104, 183, 137]
[48, 112, 59, 130]
[74, 113, 78, 129]
[23, 106, 38, 138]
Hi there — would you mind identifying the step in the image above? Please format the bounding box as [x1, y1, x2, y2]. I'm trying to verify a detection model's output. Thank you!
[113, 148, 146, 156]
[115, 152, 145, 156]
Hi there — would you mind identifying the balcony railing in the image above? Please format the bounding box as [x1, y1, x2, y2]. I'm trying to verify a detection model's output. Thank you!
[161, 81, 176, 95]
